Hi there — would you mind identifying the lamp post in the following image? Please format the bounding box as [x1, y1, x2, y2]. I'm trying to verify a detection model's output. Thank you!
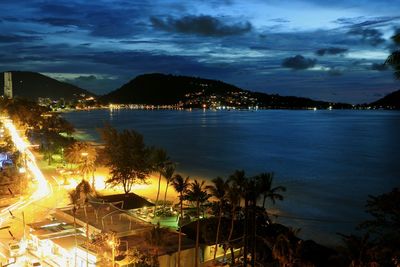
[108, 234, 119, 267]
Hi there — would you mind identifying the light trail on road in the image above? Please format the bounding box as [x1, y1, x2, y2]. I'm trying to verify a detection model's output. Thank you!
[0, 117, 51, 226]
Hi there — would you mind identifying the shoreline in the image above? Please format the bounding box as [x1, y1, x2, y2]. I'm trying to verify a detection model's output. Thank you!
[59, 108, 398, 247]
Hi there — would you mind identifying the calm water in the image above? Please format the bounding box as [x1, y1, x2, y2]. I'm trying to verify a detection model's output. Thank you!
[62, 109, 400, 245]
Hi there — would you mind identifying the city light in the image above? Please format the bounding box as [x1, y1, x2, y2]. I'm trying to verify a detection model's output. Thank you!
[0, 117, 50, 220]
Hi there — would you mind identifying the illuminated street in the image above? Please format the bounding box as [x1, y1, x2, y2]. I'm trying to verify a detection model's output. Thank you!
[0, 117, 70, 266]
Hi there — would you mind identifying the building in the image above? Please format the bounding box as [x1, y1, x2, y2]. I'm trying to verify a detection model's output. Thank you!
[27, 199, 197, 267]
[4, 72, 12, 99]
[27, 218, 92, 267]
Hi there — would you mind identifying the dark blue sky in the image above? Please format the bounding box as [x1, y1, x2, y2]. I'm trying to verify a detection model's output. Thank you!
[0, 0, 399, 103]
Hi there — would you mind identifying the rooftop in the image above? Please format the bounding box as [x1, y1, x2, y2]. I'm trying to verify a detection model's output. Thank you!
[58, 202, 152, 236]
[96, 193, 154, 210]
[52, 235, 87, 251]
[120, 228, 195, 256]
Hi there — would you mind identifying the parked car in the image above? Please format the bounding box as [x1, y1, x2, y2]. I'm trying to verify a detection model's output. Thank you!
[9, 241, 22, 257]
[28, 260, 42, 267]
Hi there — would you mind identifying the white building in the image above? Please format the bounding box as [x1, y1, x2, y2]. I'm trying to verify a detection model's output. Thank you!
[4, 72, 12, 99]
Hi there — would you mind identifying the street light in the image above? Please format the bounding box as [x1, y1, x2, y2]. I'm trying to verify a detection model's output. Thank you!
[107, 234, 119, 267]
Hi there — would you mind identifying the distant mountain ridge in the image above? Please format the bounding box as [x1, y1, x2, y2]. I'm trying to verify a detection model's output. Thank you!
[100, 73, 352, 109]
[0, 71, 95, 101]
[369, 89, 400, 109]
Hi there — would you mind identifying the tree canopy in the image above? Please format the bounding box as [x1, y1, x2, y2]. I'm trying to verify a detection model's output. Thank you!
[100, 125, 152, 194]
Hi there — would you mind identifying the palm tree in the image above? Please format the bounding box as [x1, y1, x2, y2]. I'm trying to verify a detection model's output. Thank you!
[186, 179, 210, 267]
[339, 233, 379, 267]
[68, 189, 79, 267]
[65, 141, 97, 188]
[162, 163, 176, 211]
[172, 174, 189, 267]
[228, 170, 249, 266]
[65, 141, 88, 167]
[76, 179, 93, 217]
[206, 177, 228, 261]
[225, 183, 241, 265]
[80, 147, 97, 189]
[272, 228, 300, 267]
[255, 172, 286, 210]
[152, 148, 170, 214]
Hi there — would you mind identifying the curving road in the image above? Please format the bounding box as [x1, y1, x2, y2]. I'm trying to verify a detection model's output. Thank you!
[0, 117, 62, 266]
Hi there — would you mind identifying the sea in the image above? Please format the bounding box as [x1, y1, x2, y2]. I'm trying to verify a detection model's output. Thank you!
[62, 109, 400, 246]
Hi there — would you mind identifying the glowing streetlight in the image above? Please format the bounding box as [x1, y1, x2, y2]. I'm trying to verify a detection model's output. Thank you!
[107, 234, 119, 267]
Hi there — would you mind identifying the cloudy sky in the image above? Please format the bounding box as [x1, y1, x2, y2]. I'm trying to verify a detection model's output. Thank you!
[0, 0, 399, 103]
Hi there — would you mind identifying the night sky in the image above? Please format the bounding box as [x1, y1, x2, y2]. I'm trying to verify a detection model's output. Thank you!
[1, 0, 399, 104]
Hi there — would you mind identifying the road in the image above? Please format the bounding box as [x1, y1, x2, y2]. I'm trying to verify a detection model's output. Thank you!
[0, 117, 70, 266]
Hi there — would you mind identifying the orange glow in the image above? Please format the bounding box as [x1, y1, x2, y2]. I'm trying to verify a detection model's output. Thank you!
[0, 117, 50, 225]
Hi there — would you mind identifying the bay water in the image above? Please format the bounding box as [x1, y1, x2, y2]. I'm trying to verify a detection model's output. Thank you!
[62, 109, 400, 245]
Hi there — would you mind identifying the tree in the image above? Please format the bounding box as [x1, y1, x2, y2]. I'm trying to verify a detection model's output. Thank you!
[339, 233, 379, 267]
[172, 174, 189, 267]
[359, 188, 400, 265]
[225, 182, 241, 265]
[65, 142, 89, 166]
[206, 176, 228, 261]
[385, 32, 400, 79]
[255, 172, 286, 210]
[65, 141, 98, 188]
[40, 131, 73, 165]
[101, 125, 152, 194]
[151, 148, 170, 214]
[80, 147, 97, 189]
[246, 177, 262, 267]
[228, 170, 249, 266]
[76, 179, 93, 217]
[272, 228, 300, 267]
[162, 163, 176, 211]
[68, 189, 80, 267]
[186, 179, 210, 267]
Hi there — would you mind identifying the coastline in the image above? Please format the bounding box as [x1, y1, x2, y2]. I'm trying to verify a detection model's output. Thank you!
[59, 108, 400, 247]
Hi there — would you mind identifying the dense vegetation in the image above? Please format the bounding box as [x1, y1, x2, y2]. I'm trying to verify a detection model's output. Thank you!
[369, 89, 400, 109]
[100, 73, 352, 109]
[367, 32, 400, 109]
[1, 98, 398, 266]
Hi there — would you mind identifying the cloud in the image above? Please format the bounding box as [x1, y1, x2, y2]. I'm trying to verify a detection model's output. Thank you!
[370, 63, 388, 71]
[347, 27, 385, 46]
[282, 55, 317, 70]
[0, 34, 41, 43]
[270, 18, 290, 23]
[37, 17, 82, 27]
[333, 16, 400, 27]
[52, 74, 121, 94]
[150, 15, 252, 36]
[316, 47, 348, 56]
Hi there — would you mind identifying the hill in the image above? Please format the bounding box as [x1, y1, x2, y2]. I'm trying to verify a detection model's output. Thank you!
[101, 73, 351, 109]
[369, 89, 400, 109]
[0, 71, 95, 101]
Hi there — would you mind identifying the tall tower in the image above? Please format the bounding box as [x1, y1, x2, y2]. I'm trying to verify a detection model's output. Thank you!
[4, 72, 13, 99]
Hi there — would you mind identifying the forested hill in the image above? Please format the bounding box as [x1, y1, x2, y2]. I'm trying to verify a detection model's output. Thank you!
[101, 73, 242, 105]
[101, 73, 351, 109]
[369, 89, 400, 109]
[0, 71, 95, 101]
